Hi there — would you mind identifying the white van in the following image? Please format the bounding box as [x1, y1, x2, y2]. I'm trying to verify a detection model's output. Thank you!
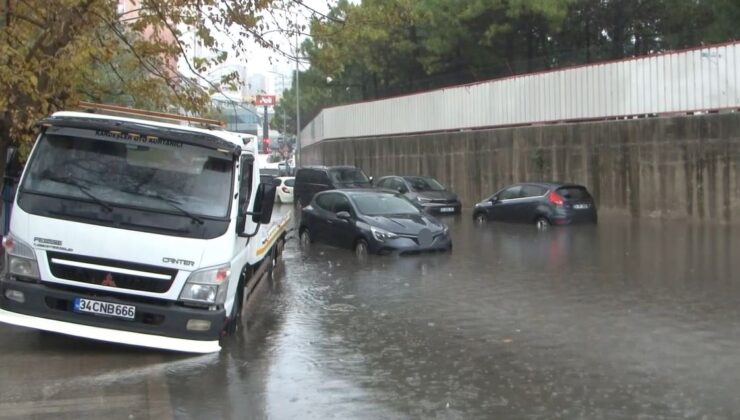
[0, 110, 290, 353]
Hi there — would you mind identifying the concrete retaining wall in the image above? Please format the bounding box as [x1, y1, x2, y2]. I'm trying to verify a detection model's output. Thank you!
[301, 113, 740, 223]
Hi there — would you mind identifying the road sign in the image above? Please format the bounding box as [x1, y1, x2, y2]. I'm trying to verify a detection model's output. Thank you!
[255, 95, 277, 107]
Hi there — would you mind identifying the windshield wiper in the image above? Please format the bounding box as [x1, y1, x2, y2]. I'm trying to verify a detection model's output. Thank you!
[121, 189, 204, 225]
[40, 171, 113, 212]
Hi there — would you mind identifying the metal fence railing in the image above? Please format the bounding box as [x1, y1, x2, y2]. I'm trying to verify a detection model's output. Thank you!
[301, 41, 740, 147]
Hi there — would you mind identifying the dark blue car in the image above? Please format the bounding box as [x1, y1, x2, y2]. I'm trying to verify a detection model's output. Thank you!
[299, 189, 452, 257]
[472, 183, 597, 229]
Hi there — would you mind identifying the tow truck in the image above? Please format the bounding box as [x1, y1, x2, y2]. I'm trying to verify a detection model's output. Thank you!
[0, 104, 290, 353]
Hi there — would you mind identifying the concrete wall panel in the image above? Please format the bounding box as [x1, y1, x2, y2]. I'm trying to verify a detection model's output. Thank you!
[303, 113, 740, 224]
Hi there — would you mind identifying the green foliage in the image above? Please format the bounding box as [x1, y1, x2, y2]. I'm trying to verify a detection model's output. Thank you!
[277, 0, 740, 135]
[0, 0, 286, 173]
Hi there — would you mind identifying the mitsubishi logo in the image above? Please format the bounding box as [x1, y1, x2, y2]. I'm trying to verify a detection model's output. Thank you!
[101, 273, 117, 288]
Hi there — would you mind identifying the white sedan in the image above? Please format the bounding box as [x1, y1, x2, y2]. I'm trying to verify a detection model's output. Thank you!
[275, 177, 295, 204]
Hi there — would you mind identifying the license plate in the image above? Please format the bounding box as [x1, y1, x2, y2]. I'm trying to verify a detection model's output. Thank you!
[440, 207, 455, 213]
[73, 298, 135, 320]
[573, 204, 590, 210]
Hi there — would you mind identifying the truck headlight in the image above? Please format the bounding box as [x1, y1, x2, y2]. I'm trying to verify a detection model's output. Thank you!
[179, 264, 231, 306]
[371, 226, 397, 242]
[2, 235, 40, 281]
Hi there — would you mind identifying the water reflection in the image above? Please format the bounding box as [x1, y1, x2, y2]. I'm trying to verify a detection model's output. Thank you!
[1, 208, 740, 418]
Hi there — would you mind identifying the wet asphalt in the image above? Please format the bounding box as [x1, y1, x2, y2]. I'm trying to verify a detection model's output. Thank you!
[1, 205, 740, 419]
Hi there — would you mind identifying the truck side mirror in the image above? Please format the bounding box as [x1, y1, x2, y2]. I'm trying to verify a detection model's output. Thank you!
[4, 146, 21, 181]
[251, 182, 277, 224]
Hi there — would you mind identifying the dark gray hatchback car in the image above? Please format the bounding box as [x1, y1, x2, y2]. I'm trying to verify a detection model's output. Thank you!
[374, 176, 461, 214]
[472, 182, 597, 229]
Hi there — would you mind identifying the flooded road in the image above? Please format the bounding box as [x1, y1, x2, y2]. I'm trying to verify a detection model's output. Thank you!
[2, 206, 740, 419]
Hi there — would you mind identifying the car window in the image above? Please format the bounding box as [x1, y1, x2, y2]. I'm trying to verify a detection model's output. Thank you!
[376, 178, 391, 189]
[334, 195, 352, 214]
[328, 168, 369, 184]
[315, 193, 337, 211]
[499, 186, 522, 200]
[388, 178, 404, 192]
[317, 171, 331, 185]
[296, 169, 310, 184]
[284, 178, 295, 187]
[406, 177, 446, 192]
[521, 185, 547, 198]
[557, 186, 590, 200]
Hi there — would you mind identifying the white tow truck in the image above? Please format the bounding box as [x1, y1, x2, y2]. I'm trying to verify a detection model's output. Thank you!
[0, 107, 290, 353]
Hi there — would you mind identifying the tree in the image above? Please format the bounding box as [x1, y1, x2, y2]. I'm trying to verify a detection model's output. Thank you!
[271, 0, 740, 134]
[0, 0, 295, 174]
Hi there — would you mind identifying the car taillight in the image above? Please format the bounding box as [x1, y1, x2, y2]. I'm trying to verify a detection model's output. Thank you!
[548, 191, 564, 206]
[282, 186, 289, 193]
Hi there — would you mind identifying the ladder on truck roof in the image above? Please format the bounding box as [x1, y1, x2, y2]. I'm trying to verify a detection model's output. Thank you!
[76, 101, 225, 128]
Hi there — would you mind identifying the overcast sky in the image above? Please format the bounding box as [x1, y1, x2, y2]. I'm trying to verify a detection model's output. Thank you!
[178, 0, 344, 96]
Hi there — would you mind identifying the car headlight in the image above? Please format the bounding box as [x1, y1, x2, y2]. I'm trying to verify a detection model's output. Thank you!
[371, 226, 398, 242]
[2, 234, 40, 281]
[179, 263, 231, 306]
[415, 196, 431, 203]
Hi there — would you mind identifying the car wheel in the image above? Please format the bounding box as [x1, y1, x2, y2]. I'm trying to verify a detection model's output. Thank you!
[299, 228, 312, 248]
[535, 217, 551, 230]
[474, 212, 487, 225]
[354, 238, 369, 260]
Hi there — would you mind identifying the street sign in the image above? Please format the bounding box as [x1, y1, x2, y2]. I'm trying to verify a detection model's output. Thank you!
[255, 95, 277, 107]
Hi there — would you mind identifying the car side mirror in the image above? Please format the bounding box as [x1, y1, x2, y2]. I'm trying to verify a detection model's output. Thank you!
[336, 211, 351, 220]
[398, 186, 408, 194]
[368, 176, 373, 184]
[490, 196, 499, 204]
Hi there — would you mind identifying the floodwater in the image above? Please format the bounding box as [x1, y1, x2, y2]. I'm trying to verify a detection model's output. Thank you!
[1, 206, 740, 419]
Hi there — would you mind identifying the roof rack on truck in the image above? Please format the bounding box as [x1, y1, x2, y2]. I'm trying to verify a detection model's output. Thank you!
[76, 101, 225, 129]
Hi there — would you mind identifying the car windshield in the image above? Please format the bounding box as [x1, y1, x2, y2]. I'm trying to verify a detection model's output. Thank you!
[20, 133, 234, 218]
[351, 193, 420, 216]
[328, 168, 369, 184]
[406, 177, 446, 192]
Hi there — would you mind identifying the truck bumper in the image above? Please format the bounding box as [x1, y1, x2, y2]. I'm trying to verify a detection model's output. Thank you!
[0, 278, 223, 353]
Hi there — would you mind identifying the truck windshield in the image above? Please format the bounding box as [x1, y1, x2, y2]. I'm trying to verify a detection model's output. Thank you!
[21, 134, 234, 218]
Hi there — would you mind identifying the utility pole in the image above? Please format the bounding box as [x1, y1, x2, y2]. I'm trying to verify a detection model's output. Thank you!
[295, 26, 301, 168]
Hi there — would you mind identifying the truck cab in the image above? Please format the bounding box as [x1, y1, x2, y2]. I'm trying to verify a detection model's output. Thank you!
[0, 111, 290, 353]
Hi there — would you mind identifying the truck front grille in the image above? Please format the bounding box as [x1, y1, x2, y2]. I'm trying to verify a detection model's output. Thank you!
[46, 252, 177, 294]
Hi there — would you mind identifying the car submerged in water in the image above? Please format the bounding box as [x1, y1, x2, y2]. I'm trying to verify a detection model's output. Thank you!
[473, 182, 597, 229]
[374, 175, 462, 214]
[299, 189, 452, 257]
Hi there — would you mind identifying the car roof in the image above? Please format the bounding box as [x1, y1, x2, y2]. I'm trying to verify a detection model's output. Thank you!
[334, 188, 384, 194]
[298, 165, 361, 171]
[504, 181, 585, 189]
[402, 175, 435, 180]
